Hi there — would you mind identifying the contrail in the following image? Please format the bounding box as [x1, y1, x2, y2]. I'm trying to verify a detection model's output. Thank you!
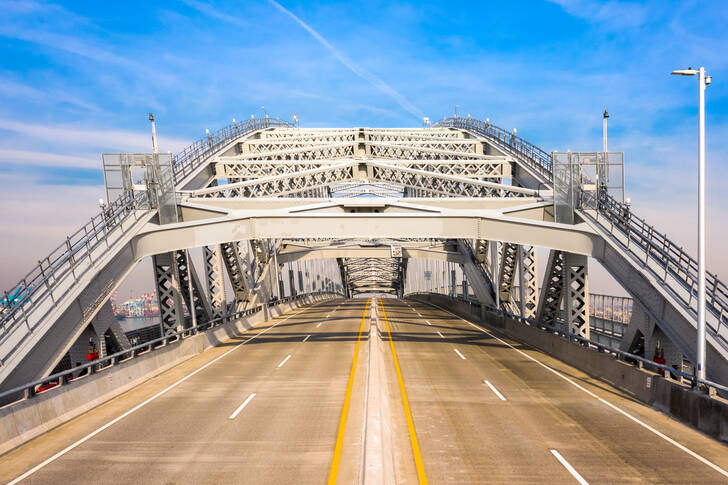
[267, 0, 424, 120]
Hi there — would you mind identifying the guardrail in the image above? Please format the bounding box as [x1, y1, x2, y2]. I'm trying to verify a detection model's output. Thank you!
[435, 117, 553, 181]
[0, 291, 342, 407]
[1, 117, 290, 346]
[407, 292, 728, 395]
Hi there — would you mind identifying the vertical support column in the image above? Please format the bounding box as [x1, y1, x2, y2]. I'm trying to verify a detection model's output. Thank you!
[536, 250, 566, 327]
[564, 253, 590, 338]
[175, 250, 213, 328]
[498, 243, 518, 309]
[153, 252, 185, 336]
[517, 246, 538, 320]
[203, 245, 227, 320]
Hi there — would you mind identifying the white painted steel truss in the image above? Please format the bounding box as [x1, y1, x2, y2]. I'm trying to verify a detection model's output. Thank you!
[9, 119, 728, 392]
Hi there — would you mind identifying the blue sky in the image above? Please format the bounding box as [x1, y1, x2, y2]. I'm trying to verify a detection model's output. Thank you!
[1, 0, 727, 293]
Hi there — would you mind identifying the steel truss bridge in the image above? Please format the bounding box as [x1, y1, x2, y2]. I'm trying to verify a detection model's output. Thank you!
[1, 115, 728, 396]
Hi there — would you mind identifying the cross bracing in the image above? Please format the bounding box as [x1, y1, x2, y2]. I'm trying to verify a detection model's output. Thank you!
[193, 160, 534, 199]
[4, 116, 728, 397]
[214, 158, 511, 180]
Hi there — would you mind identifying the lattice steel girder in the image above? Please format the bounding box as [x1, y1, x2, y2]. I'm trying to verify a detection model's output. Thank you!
[194, 162, 355, 198]
[475, 239, 489, 264]
[194, 160, 535, 199]
[498, 243, 519, 304]
[236, 142, 355, 160]
[341, 257, 402, 294]
[152, 252, 185, 336]
[367, 141, 486, 160]
[564, 253, 590, 338]
[518, 245, 538, 320]
[175, 250, 213, 326]
[367, 162, 532, 198]
[203, 245, 227, 319]
[536, 250, 566, 326]
[213, 158, 512, 181]
[215, 161, 342, 179]
[277, 245, 466, 264]
[220, 241, 251, 303]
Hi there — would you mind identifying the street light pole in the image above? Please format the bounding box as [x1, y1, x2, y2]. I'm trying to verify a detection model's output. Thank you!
[671, 66, 711, 381]
[602, 109, 609, 152]
[149, 113, 158, 154]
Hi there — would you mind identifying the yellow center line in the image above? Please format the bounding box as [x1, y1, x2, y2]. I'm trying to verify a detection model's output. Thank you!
[328, 298, 369, 485]
[379, 298, 428, 485]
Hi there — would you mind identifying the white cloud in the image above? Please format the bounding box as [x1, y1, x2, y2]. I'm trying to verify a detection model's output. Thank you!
[0, 118, 190, 155]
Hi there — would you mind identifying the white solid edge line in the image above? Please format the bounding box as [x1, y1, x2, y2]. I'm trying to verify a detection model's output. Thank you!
[302, 334, 311, 342]
[277, 354, 292, 368]
[437, 331, 445, 339]
[427, 302, 728, 479]
[454, 348, 466, 360]
[6, 302, 320, 485]
[550, 449, 589, 485]
[484, 380, 507, 401]
[229, 393, 256, 420]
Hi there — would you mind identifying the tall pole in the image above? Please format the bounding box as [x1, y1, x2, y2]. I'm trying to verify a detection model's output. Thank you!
[697, 67, 707, 381]
[602, 109, 609, 152]
[149, 113, 158, 154]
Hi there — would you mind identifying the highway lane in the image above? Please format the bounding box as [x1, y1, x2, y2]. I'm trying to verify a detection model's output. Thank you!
[380, 298, 728, 484]
[3, 296, 728, 484]
[0, 298, 371, 485]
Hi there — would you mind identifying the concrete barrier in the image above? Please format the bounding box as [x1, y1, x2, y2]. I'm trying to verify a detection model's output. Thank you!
[0, 294, 338, 456]
[408, 293, 728, 443]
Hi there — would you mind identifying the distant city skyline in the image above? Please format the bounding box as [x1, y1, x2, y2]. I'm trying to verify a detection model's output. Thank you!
[1, 0, 726, 297]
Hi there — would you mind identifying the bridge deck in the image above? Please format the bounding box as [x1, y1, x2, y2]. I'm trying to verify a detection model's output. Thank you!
[1, 300, 727, 484]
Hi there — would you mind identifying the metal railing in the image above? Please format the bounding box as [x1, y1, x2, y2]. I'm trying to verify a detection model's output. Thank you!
[447, 115, 728, 349]
[0, 291, 342, 407]
[435, 117, 553, 182]
[0, 191, 151, 340]
[587, 191, 728, 337]
[408, 292, 728, 394]
[172, 117, 290, 183]
[1, 117, 289, 348]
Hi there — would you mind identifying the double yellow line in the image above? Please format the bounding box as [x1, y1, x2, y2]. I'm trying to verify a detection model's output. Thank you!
[328, 298, 369, 485]
[327, 298, 428, 485]
[379, 298, 428, 484]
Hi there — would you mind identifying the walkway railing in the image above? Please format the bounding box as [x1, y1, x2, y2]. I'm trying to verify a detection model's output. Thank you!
[448, 115, 728, 352]
[435, 117, 553, 181]
[587, 191, 728, 340]
[0, 192, 151, 341]
[172, 117, 290, 183]
[0, 291, 342, 407]
[0, 117, 289, 347]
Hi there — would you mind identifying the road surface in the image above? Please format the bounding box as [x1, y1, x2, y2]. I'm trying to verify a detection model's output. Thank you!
[1, 297, 727, 484]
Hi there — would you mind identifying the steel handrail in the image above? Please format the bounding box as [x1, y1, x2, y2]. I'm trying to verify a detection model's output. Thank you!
[434, 117, 553, 182]
[445, 115, 728, 342]
[0, 291, 343, 405]
[0, 117, 290, 339]
[587, 191, 728, 335]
